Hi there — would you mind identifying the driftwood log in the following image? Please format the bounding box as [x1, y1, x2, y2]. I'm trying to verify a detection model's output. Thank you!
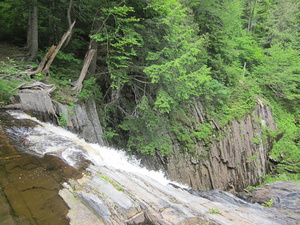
[9, 81, 56, 94]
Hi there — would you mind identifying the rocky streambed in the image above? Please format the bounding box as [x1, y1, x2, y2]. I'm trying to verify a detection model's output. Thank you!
[0, 109, 299, 225]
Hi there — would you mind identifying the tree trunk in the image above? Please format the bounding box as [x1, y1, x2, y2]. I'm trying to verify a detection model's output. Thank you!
[88, 19, 101, 76]
[72, 49, 96, 94]
[28, 0, 38, 61]
[88, 38, 98, 76]
[247, 0, 257, 32]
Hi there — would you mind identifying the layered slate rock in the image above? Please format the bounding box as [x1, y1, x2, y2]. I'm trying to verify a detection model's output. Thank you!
[58, 164, 299, 225]
[240, 181, 300, 223]
[53, 99, 104, 145]
[141, 100, 277, 192]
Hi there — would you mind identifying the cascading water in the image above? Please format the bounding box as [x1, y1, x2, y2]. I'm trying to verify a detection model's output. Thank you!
[0, 110, 292, 225]
[7, 110, 181, 187]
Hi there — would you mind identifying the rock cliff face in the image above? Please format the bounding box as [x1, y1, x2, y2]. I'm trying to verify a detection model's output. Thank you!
[142, 101, 277, 192]
[53, 99, 104, 145]
[5, 87, 104, 145]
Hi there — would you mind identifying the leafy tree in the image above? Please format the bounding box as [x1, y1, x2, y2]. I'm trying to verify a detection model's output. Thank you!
[263, 0, 300, 47]
[90, 4, 143, 89]
[253, 43, 300, 103]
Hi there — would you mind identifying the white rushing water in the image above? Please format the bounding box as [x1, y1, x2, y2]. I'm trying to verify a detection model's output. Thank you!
[8, 110, 187, 188]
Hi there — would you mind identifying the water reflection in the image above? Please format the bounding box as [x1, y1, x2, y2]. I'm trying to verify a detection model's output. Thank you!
[0, 110, 82, 225]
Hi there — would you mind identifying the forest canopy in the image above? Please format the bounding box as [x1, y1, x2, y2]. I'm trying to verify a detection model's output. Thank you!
[0, 0, 299, 179]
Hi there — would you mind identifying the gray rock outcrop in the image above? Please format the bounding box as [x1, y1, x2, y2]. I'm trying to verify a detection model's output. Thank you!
[58, 165, 299, 225]
[3, 82, 104, 145]
[141, 100, 277, 192]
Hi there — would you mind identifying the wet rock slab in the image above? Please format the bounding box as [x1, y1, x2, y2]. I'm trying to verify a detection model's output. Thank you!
[240, 181, 300, 224]
[59, 164, 300, 225]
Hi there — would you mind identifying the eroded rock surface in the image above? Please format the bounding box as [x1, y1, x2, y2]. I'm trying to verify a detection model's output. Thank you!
[1, 110, 299, 225]
[0, 111, 83, 224]
[58, 164, 300, 225]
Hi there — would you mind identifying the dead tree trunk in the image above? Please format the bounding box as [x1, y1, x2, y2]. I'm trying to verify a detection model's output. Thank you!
[88, 38, 98, 76]
[72, 49, 96, 94]
[25, 21, 76, 76]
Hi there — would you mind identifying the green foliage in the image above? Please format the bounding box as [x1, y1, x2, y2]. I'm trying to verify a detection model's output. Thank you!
[77, 77, 98, 100]
[0, 0, 27, 42]
[253, 43, 300, 103]
[0, 79, 22, 104]
[264, 0, 300, 46]
[153, 89, 175, 113]
[59, 112, 67, 127]
[252, 137, 261, 144]
[0, 58, 22, 77]
[209, 208, 221, 214]
[193, 123, 214, 143]
[90, 4, 143, 89]
[0, 59, 25, 103]
[1, 0, 299, 183]
[267, 102, 300, 174]
[119, 96, 172, 156]
[217, 78, 259, 125]
[261, 199, 274, 208]
[38, 49, 81, 80]
[262, 173, 300, 184]
[102, 127, 118, 140]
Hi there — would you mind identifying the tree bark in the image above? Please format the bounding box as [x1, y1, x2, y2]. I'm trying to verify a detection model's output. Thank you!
[72, 49, 96, 93]
[28, 0, 38, 61]
[247, 0, 257, 32]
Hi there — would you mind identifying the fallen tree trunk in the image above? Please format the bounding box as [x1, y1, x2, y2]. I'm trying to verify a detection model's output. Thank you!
[24, 21, 76, 76]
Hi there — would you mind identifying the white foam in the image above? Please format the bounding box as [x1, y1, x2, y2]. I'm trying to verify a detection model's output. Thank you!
[8, 111, 188, 188]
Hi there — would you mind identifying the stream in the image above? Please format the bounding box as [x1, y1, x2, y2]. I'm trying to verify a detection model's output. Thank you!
[0, 109, 298, 225]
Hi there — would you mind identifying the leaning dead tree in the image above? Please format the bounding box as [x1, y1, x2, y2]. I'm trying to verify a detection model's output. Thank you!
[72, 49, 96, 94]
[25, 21, 76, 76]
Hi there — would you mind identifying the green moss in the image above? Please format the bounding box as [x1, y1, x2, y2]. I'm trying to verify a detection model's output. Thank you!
[261, 199, 274, 208]
[98, 174, 124, 192]
[209, 208, 221, 214]
[252, 137, 261, 144]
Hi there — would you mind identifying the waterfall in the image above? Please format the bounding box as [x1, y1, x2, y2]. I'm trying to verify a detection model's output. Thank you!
[7, 110, 185, 188]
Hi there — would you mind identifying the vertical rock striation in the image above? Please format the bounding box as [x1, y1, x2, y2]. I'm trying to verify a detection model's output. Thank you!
[165, 102, 277, 191]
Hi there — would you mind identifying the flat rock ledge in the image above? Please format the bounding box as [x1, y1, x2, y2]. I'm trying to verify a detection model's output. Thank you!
[59, 164, 298, 225]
